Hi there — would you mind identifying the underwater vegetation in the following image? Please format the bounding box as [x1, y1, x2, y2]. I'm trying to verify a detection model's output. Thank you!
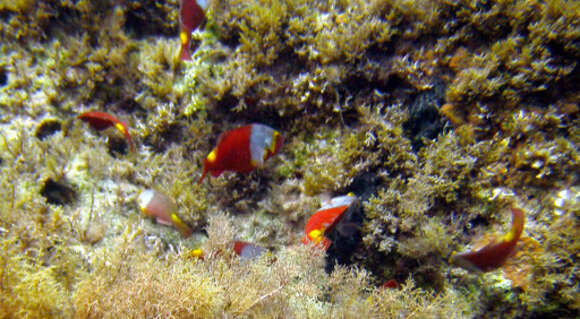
[0, 0, 578, 318]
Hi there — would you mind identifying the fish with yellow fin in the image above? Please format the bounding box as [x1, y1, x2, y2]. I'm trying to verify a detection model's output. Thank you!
[178, 0, 208, 60]
[137, 189, 192, 237]
[199, 124, 283, 183]
[451, 207, 525, 272]
[302, 193, 358, 250]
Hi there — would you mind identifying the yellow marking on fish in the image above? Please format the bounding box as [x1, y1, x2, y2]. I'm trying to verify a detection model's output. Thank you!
[503, 228, 516, 242]
[171, 213, 185, 227]
[269, 131, 280, 153]
[308, 229, 323, 243]
[190, 248, 204, 259]
[180, 31, 189, 45]
[115, 122, 126, 135]
[207, 148, 217, 163]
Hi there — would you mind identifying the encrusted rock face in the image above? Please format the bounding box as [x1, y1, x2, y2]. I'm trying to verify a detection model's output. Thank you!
[0, 0, 578, 317]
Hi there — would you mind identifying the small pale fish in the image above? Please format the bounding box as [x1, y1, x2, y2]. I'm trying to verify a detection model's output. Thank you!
[137, 189, 192, 237]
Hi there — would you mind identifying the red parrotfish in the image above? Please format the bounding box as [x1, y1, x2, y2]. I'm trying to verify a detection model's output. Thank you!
[188, 242, 266, 261]
[78, 111, 135, 152]
[381, 279, 400, 289]
[451, 207, 525, 272]
[199, 124, 283, 183]
[179, 0, 207, 61]
[233, 241, 267, 260]
[302, 193, 357, 250]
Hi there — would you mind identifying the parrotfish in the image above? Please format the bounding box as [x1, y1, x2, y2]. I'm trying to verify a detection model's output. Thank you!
[381, 279, 400, 289]
[187, 242, 266, 261]
[137, 189, 192, 237]
[451, 207, 525, 272]
[78, 111, 135, 152]
[303, 193, 358, 250]
[179, 0, 208, 61]
[233, 241, 267, 260]
[199, 124, 283, 183]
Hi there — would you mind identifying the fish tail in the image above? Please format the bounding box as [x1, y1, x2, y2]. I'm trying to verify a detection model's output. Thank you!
[179, 44, 192, 61]
[198, 167, 208, 184]
[504, 207, 525, 243]
[171, 213, 192, 238]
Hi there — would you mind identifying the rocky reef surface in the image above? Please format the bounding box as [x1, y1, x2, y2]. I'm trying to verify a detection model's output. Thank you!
[0, 0, 578, 318]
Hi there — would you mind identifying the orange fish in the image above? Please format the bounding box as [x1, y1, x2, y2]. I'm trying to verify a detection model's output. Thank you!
[199, 124, 283, 183]
[451, 207, 525, 272]
[303, 193, 357, 250]
[78, 111, 135, 152]
[178, 0, 207, 61]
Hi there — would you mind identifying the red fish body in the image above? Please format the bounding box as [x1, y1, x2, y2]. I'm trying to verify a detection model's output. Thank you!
[303, 194, 357, 250]
[199, 124, 283, 183]
[381, 279, 400, 289]
[78, 111, 135, 151]
[452, 207, 525, 272]
[179, 0, 207, 60]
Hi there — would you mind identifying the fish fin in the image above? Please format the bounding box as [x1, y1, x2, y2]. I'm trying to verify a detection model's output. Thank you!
[156, 216, 173, 226]
[198, 162, 209, 184]
[503, 207, 524, 243]
[171, 213, 192, 238]
[114, 122, 135, 152]
[179, 43, 192, 61]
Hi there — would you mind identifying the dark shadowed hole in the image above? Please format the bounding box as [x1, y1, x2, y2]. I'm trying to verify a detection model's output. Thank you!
[116, 97, 147, 114]
[107, 136, 129, 157]
[143, 122, 184, 153]
[403, 78, 447, 150]
[40, 179, 77, 206]
[35, 119, 62, 140]
[0, 67, 7, 87]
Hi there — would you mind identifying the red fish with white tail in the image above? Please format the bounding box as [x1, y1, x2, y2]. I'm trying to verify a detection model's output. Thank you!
[199, 124, 283, 183]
